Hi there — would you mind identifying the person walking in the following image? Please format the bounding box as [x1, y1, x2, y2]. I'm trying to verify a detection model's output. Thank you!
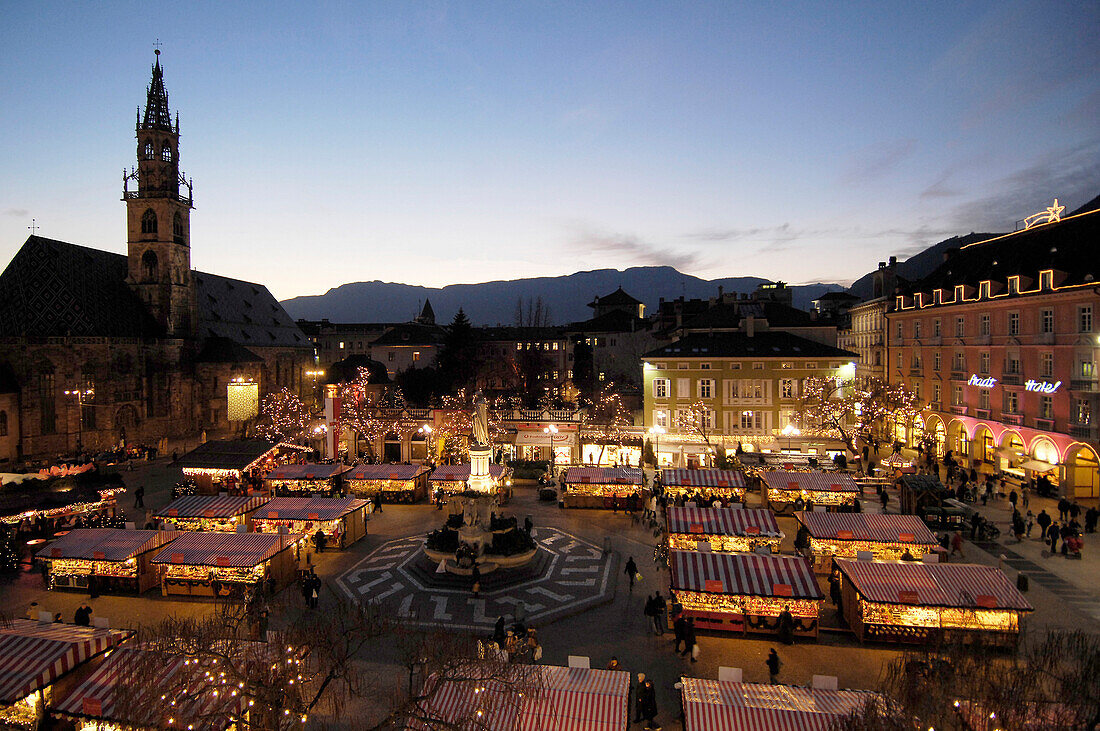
[1026, 510, 1035, 538]
[1085, 507, 1099, 534]
[133, 485, 145, 509]
[1008, 489, 1018, 511]
[766, 648, 782, 684]
[879, 489, 889, 513]
[638, 676, 660, 729]
[1036, 509, 1052, 539]
[672, 613, 687, 653]
[1058, 498, 1069, 522]
[624, 557, 638, 592]
[633, 673, 647, 724]
[653, 591, 667, 636]
[1048, 522, 1060, 555]
[950, 531, 963, 558]
[680, 617, 697, 662]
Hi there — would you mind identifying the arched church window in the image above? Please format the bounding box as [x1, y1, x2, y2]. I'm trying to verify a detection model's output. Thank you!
[143, 142, 154, 159]
[141, 250, 159, 282]
[173, 212, 185, 244]
[161, 143, 172, 162]
[141, 208, 158, 234]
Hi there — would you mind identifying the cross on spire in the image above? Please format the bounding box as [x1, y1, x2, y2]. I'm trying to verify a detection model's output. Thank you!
[28, 218, 38, 236]
[153, 39, 163, 54]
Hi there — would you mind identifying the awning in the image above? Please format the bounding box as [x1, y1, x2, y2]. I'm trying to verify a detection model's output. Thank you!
[429, 464, 506, 482]
[834, 559, 1032, 610]
[255, 497, 368, 522]
[151, 532, 302, 568]
[680, 678, 881, 731]
[0, 619, 132, 703]
[669, 551, 822, 599]
[562, 467, 644, 486]
[666, 507, 781, 538]
[155, 495, 268, 519]
[346, 464, 428, 481]
[760, 471, 859, 493]
[661, 469, 746, 489]
[264, 463, 350, 481]
[37, 529, 176, 562]
[1019, 459, 1058, 472]
[796, 513, 938, 545]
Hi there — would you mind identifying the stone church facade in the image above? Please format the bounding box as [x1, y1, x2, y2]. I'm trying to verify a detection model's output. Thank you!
[0, 53, 315, 462]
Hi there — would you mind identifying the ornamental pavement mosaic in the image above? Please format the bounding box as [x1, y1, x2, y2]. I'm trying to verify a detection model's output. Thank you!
[336, 527, 617, 632]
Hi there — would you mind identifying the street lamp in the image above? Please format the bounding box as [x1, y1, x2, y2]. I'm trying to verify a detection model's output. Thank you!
[781, 423, 801, 453]
[305, 369, 325, 407]
[648, 425, 665, 467]
[418, 424, 434, 465]
[544, 423, 558, 475]
[63, 388, 94, 454]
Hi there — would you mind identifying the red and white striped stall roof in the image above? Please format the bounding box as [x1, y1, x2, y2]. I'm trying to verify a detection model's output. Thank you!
[680, 678, 880, 731]
[347, 464, 429, 481]
[263, 463, 350, 481]
[834, 559, 1033, 611]
[761, 471, 859, 493]
[0, 619, 132, 703]
[429, 464, 507, 482]
[150, 532, 302, 568]
[36, 529, 176, 562]
[796, 513, 937, 545]
[670, 551, 822, 599]
[254, 496, 368, 522]
[661, 469, 746, 488]
[154, 495, 268, 519]
[406, 665, 629, 731]
[562, 467, 643, 486]
[666, 507, 781, 538]
[52, 648, 243, 728]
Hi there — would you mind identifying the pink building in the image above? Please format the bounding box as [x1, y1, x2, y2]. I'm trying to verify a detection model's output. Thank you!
[887, 206, 1099, 498]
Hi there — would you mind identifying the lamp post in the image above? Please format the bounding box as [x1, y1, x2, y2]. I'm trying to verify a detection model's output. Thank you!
[781, 423, 801, 453]
[63, 387, 94, 454]
[305, 369, 325, 408]
[418, 424, 434, 466]
[543, 423, 558, 475]
[648, 425, 665, 467]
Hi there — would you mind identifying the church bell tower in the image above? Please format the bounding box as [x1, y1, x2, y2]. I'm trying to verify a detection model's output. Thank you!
[124, 49, 195, 336]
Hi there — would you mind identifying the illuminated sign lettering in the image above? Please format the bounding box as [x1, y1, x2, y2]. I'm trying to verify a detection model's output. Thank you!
[1024, 380, 1061, 393]
[967, 375, 997, 388]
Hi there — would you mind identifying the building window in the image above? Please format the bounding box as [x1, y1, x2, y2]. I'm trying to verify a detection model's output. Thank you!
[1081, 361, 1095, 379]
[1080, 305, 1093, 333]
[1004, 391, 1018, 414]
[387, 352, 395, 362]
[598, 372, 605, 381]
[552, 342, 559, 350]
[979, 314, 990, 335]
[1006, 356, 1020, 374]
[173, 212, 185, 243]
[911, 354, 922, 370]
[933, 353, 941, 371]
[914, 321, 922, 339]
[1008, 312, 1019, 335]
[913, 382, 922, 400]
[979, 389, 990, 411]
[412, 351, 420, 362]
[980, 353, 990, 374]
[1041, 352, 1053, 377]
[698, 379, 714, 399]
[1040, 271, 1054, 290]
[1039, 395, 1053, 420]
[141, 208, 158, 234]
[339, 341, 345, 349]
[516, 343, 522, 351]
[780, 379, 796, 398]
[654, 410, 669, 428]
[1040, 309, 1054, 333]
[653, 378, 670, 398]
[700, 363, 712, 370]
[933, 383, 941, 406]
[740, 410, 762, 430]
[952, 385, 963, 406]
[805, 362, 816, 369]
[677, 363, 690, 370]
[140, 250, 158, 282]
[161, 143, 172, 162]
[953, 352, 965, 372]
[955, 317, 965, 337]
[1075, 399, 1091, 425]
[896, 322, 903, 339]
[933, 319, 941, 337]
[143, 141, 154, 159]
[730, 362, 742, 370]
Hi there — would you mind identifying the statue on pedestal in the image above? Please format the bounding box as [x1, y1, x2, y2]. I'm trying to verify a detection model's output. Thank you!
[472, 390, 490, 447]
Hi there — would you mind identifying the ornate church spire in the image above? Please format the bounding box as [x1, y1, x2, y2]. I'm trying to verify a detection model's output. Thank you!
[141, 49, 172, 131]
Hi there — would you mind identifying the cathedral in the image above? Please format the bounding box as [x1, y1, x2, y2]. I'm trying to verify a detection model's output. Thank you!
[0, 52, 315, 462]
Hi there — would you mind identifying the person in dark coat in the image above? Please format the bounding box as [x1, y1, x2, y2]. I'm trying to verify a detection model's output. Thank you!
[1036, 509, 1052, 539]
[638, 676, 659, 729]
[652, 592, 667, 636]
[1085, 507, 1099, 534]
[133, 485, 145, 509]
[1048, 522, 1060, 555]
[680, 617, 697, 662]
[624, 557, 638, 591]
[766, 648, 782, 684]
[777, 606, 795, 645]
[493, 616, 506, 643]
[672, 613, 688, 653]
[633, 673, 647, 724]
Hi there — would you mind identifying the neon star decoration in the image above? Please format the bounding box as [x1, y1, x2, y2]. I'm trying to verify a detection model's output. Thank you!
[1023, 198, 1065, 229]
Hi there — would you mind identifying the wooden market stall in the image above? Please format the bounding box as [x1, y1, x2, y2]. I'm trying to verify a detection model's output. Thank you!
[50, 647, 245, 730]
[795, 513, 940, 571]
[659, 468, 747, 502]
[679, 677, 881, 731]
[263, 463, 350, 496]
[665, 507, 783, 554]
[151, 531, 303, 599]
[761, 470, 859, 512]
[0, 619, 132, 730]
[407, 664, 630, 731]
[1, 485, 124, 536]
[154, 495, 268, 532]
[175, 439, 310, 495]
[740, 453, 841, 472]
[345, 463, 430, 503]
[561, 467, 645, 509]
[429, 464, 509, 503]
[668, 550, 824, 637]
[834, 559, 1033, 646]
[251, 497, 368, 550]
[37, 528, 177, 594]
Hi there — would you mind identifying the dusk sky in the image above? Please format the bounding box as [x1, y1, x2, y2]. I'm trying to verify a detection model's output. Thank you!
[1, 1, 1097, 300]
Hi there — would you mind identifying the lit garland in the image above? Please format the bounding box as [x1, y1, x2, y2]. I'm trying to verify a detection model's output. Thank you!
[667, 534, 782, 554]
[662, 485, 747, 500]
[767, 487, 857, 506]
[47, 557, 138, 580]
[674, 589, 820, 618]
[859, 600, 1019, 632]
[0, 488, 123, 525]
[580, 385, 633, 458]
[809, 537, 934, 562]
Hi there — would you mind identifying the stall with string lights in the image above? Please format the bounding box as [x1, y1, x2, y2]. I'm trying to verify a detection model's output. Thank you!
[429, 464, 510, 503]
[834, 559, 1033, 646]
[37, 528, 177, 594]
[345, 463, 430, 503]
[669, 550, 824, 636]
[0, 619, 132, 730]
[561, 467, 645, 509]
[154, 495, 268, 532]
[795, 512, 939, 571]
[1, 487, 124, 528]
[760, 470, 859, 512]
[659, 468, 747, 502]
[250, 497, 368, 550]
[151, 531, 303, 599]
[176, 440, 310, 495]
[262, 463, 350, 497]
[665, 507, 783, 554]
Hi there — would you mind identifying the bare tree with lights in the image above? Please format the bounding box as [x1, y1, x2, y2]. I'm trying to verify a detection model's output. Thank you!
[581, 384, 633, 465]
[673, 399, 718, 452]
[799, 376, 923, 456]
[255, 388, 314, 445]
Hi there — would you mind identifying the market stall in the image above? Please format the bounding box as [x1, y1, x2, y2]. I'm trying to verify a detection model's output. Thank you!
[1, 486, 124, 534]
[263, 463, 350, 496]
[151, 531, 303, 599]
[665, 507, 783, 554]
[795, 513, 939, 570]
[407, 664, 630, 731]
[154, 495, 267, 532]
[669, 550, 824, 636]
[834, 559, 1033, 646]
[37, 528, 176, 594]
[561, 467, 645, 509]
[679, 677, 880, 731]
[659, 469, 747, 502]
[429, 464, 509, 503]
[176, 439, 310, 495]
[0, 619, 132, 730]
[740, 453, 840, 472]
[50, 647, 245, 730]
[345, 464, 430, 503]
[760, 471, 859, 512]
[251, 497, 368, 550]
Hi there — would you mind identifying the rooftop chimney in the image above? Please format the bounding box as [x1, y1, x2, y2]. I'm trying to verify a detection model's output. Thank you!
[888, 256, 897, 267]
